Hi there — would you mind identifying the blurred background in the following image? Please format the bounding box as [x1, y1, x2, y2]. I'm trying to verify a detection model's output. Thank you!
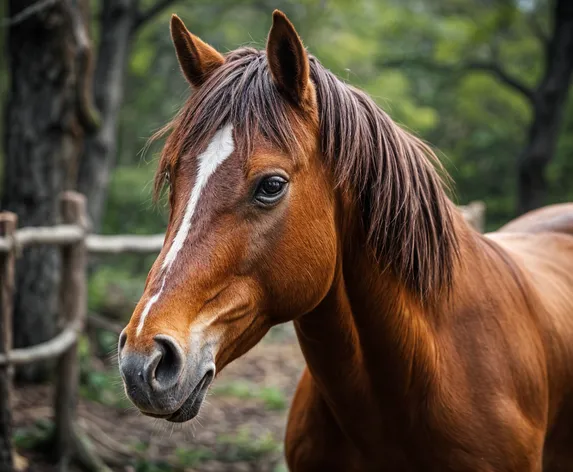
[0, 0, 571, 470]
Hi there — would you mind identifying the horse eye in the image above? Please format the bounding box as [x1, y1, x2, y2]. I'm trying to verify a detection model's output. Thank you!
[254, 176, 288, 206]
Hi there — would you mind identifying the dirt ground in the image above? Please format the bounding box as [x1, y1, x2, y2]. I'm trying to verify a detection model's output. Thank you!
[12, 324, 305, 472]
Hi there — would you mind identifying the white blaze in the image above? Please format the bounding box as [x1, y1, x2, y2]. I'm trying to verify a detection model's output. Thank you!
[135, 277, 166, 336]
[136, 124, 235, 336]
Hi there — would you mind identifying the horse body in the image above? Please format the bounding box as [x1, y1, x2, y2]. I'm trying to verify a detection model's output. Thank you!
[117, 10, 573, 471]
[288, 206, 573, 471]
[494, 206, 573, 471]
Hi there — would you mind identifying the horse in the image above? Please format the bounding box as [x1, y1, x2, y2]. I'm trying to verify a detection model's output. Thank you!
[118, 10, 573, 471]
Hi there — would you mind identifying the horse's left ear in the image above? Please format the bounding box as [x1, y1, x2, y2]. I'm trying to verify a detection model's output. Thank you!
[266, 10, 311, 105]
[170, 15, 224, 88]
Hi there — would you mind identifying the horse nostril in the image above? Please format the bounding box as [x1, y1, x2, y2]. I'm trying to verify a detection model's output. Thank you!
[118, 335, 184, 399]
[151, 335, 184, 390]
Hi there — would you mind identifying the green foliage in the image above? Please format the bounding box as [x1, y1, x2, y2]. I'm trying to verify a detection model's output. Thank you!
[88, 264, 147, 313]
[108, 0, 572, 240]
[12, 419, 54, 452]
[92, 166, 162, 322]
[79, 367, 131, 408]
[212, 381, 287, 411]
[78, 334, 131, 408]
[102, 165, 167, 235]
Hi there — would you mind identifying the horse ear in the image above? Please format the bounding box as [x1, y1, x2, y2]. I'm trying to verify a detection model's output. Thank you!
[170, 15, 224, 88]
[266, 10, 311, 105]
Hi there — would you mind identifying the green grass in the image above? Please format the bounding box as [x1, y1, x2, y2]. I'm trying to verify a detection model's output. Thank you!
[212, 380, 287, 411]
[175, 446, 215, 468]
[216, 426, 281, 463]
[12, 419, 54, 452]
[133, 460, 172, 472]
[130, 441, 214, 471]
[273, 463, 289, 472]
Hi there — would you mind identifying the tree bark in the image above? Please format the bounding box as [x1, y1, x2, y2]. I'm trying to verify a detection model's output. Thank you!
[2, 0, 88, 382]
[77, 0, 138, 233]
[77, 0, 178, 232]
[517, 0, 573, 214]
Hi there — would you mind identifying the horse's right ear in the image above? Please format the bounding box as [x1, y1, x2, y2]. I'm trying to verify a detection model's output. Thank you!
[170, 15, 224, 88]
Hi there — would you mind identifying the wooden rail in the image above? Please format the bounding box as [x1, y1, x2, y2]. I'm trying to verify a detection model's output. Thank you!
[0, 228, 164, 254]
[0, 194, 485, 469]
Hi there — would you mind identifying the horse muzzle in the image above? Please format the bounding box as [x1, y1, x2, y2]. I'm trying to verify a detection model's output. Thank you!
[118, 332, 215, 422]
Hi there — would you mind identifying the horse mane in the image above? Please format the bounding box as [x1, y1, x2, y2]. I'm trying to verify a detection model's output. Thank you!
[154, 48, 460, 303]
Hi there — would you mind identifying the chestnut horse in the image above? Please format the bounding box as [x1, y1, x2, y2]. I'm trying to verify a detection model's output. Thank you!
[119, 11, 573, 471]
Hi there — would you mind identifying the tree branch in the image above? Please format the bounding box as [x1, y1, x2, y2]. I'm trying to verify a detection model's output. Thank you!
[527, 14, 549, 46]
[87, 312, 123, 335]
[378, 57, 535, 103]
[1, 0, 59, 27]
[133, 0, 178, 31]
[464, 60, 535, 102]
[63, 0, 101, 132]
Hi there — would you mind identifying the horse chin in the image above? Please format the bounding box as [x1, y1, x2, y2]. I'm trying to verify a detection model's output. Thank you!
[144, 371, 213, 423]
[170, 371, 213, 422]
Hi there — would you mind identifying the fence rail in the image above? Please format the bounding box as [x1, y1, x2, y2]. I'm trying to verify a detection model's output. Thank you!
[0, 227, 164, 254]
[0, 193, 485, 469]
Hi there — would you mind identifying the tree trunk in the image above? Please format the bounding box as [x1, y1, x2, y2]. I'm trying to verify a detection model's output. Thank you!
[2, 0, 87, 382]
[517, 0, 573, 214]
[77, 0, 177, 232]
[77, 0, 138, 233]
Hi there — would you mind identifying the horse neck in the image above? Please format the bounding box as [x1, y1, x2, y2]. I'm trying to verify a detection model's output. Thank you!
[293, 211, 469, 453]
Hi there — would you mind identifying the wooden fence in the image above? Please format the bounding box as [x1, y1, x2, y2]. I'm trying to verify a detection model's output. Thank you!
[0, 192, 167, 472]
[0, 192, 485, 470]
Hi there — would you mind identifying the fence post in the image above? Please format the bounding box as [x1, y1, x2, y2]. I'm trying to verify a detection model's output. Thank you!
[54, 192, 87, 470]
[470, 201, 486, 233]
[0, 212, 17, 472]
